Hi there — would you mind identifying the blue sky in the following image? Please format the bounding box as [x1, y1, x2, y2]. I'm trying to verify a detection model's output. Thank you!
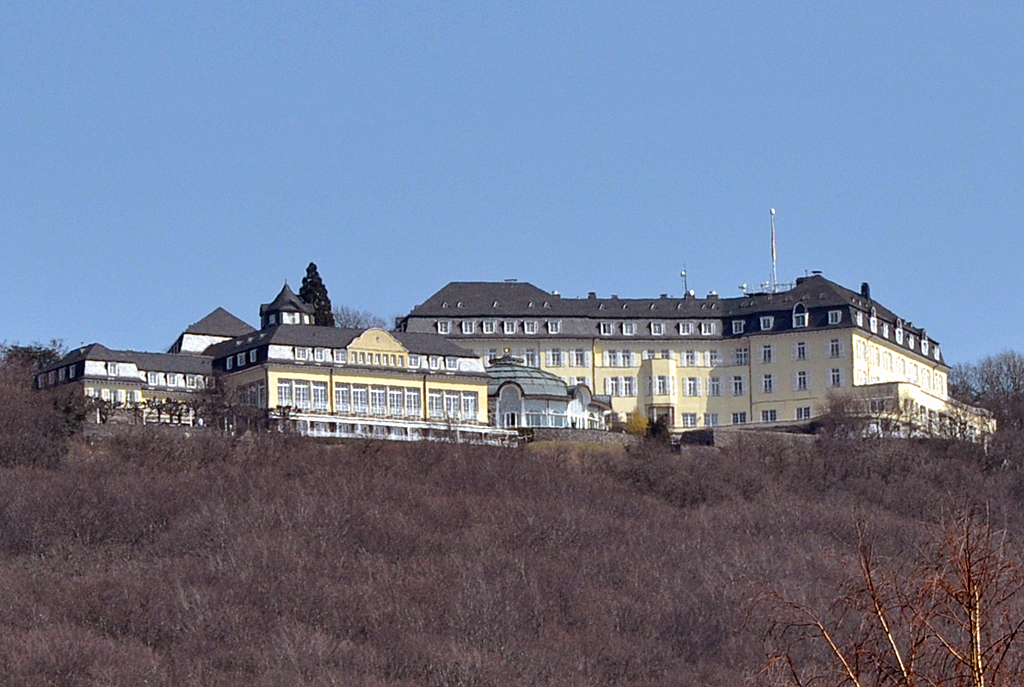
[3, 2, 1021, 364]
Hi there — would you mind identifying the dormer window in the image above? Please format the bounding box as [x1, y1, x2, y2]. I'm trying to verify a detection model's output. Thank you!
[732, 321, 745, 335]
[792, 304, 808, 328]
[869, 307, 878, 334]
[679, 322, 694, 335]
[881, 322, 889, 338]
[461, 321, 476, 335]
[503, 321, 517, 334]
[107, 362, 118, 376]
[333, 349, 347, 363]
[269, 314, 277, 325]
[621, 322, 636, 336]
[236, 353, 245, 367]
[651, 322, 664, 336]
[482, 321, 496, 334]
[250, 349, 257, 363]
[445, 357, 458, 370]
[548, 321, 561, 334]
[600, 322, 613, 336]
[295, 347, 310, 361]
[437, 321, 451, 335]
[524, 321, 538, 334]
[909, 334, 916, 349]
[701, 321, 715, 335]
[828, 310, 841, 325]
[760, 316, 774, 331]
[855, 311, 864, 327]
[922, 338, 929, 356]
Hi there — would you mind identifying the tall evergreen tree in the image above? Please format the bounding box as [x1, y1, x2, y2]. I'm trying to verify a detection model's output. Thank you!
[299, 262, 335, 326]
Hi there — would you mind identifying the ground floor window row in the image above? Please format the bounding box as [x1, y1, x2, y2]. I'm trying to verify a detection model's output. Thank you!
[262, 379, 480, 421]
[85, 387, 142, 403]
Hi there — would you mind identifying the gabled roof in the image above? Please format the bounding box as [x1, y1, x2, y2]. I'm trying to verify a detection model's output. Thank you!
[260, 283, 313, 316]
[184, 307, 255, 336]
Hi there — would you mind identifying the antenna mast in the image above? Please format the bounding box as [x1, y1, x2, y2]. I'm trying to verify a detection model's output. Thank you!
[770, 208, 777, 293]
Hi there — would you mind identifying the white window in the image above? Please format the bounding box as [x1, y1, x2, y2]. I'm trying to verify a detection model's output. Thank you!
[523, 349, 538, 367]
[642, 349, 655, 360]
[732, 412, 747, 425]
[437, 321, 451, 334]
[548, 321, 561, 334]
[295, 347, 310, 361]
[605, 350, 619, 367]
[623, 376, 637, 396]
[734, 348, 749, 366]
[795, 370, 809, 391]
[129, 390, 141, 403]
[335, 383, 350, 411]
[547, 349, 565, 367]
[685, 377, 700, 396]
[429, 356, 441, 369]
[684, 350, 697, 367]
[681, 413, 698, 428]
[621, 350, 635, 367]
[482, 321, 495, 334]
[108, 362, 118, 376]
[732, 376, 745, 395]
[186, 375, 197, 388]
[732, 320, 745, 335]
[796, 406, 812, 421]
[115, 389, 126, 404]
[828, 310, 842, 325]
[708, 377, 721, 396]
[700, 322, 715, 335]
[922, 339, 930, 356]
[445, 357, 458, 370]
[761, 345, 774, 364]
[830, 368, 843, 388]
[68, 366, 76, 379]
[793, 310, 808, 328]
[313, 382, 328, 410]
[829, 339, 842, 358]
[333, 349, 347, 363]
[600, 322, 613, 336]
[704, 413, 719, 427]
[294, 382, 311, 410]
[708, 349, 722, 366]
[313, 348, 324, 362]
[524, 321, 537, 334]
[761, 409, 777, 423]
[236, 353, 245, 367]
[462, 391, 478, 420]
[226, 356, 233, 370]
[855, 311, 864, 327]
[896, 327, 904, 344]
[651, 322, 664, 336]
[882, 322, 890, 338]
[762, 374, 775, 394]
[656, 375, 673, 395]
[794, 341, 807, 361]
[760, 316, 774, 331]
[606, 377, 621, 396]
[370, 386, 386, 415]
[461, 321, 476, 334]
[408, 354, 420, 368]
[406, 388, 421, 416]
[679, 322, 694, 335]
[621, 322, 636, 335]
[278, 380, 292, 406]
[503, 321, 517, 334]
[147, 372, 159, 385]
[389, 387, 404, 416]
[571, 349, 588, 367]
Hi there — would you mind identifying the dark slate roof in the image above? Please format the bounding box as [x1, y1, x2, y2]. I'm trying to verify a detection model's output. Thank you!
[403, 275, 940, 351]
[260, 283, 313, 316]
[205, 326, 477, 360]
[45, 344, 212, 375]
[184, 307, 255, 336]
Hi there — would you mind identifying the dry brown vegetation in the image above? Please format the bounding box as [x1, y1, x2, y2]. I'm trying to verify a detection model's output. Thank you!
[5, 353, 1024, 684]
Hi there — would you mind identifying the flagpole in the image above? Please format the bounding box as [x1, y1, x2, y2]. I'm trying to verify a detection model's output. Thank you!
[770, 208, 777, 293]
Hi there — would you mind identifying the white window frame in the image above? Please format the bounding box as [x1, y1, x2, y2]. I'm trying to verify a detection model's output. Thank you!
[503, 321, 517, 334]
[700, 321, 715, 335]
[547, 321, 562, 334]
[679, 322, 694, 335]
[621, 322, 636, 336]
[828, 310, 842, 325]
[524, 321, 538, 334]
[732, 320, 745, 334]
[793, 311, 807, 328]
[482, 321, 496, 334]
[760, 316, 774, 331]
[437, 321, 451, 335]
[600, 322, 613, 336]
[650, 322, 664, 336]
[762, 374, 775, 394]
[461, 321, 476, 335]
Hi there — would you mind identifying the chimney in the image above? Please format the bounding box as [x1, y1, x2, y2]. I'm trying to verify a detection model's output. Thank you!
[861, 282, 871, 300]
[588, 292, 596, 299]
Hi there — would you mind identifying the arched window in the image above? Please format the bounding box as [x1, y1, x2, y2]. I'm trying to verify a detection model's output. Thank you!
[792, 303, 808, 328]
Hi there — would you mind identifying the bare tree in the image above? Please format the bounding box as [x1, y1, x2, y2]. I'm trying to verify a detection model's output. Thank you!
[950, 351, 1024, 431]
[332, 304, 389, 330]
[762, 509, 1024, 687]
